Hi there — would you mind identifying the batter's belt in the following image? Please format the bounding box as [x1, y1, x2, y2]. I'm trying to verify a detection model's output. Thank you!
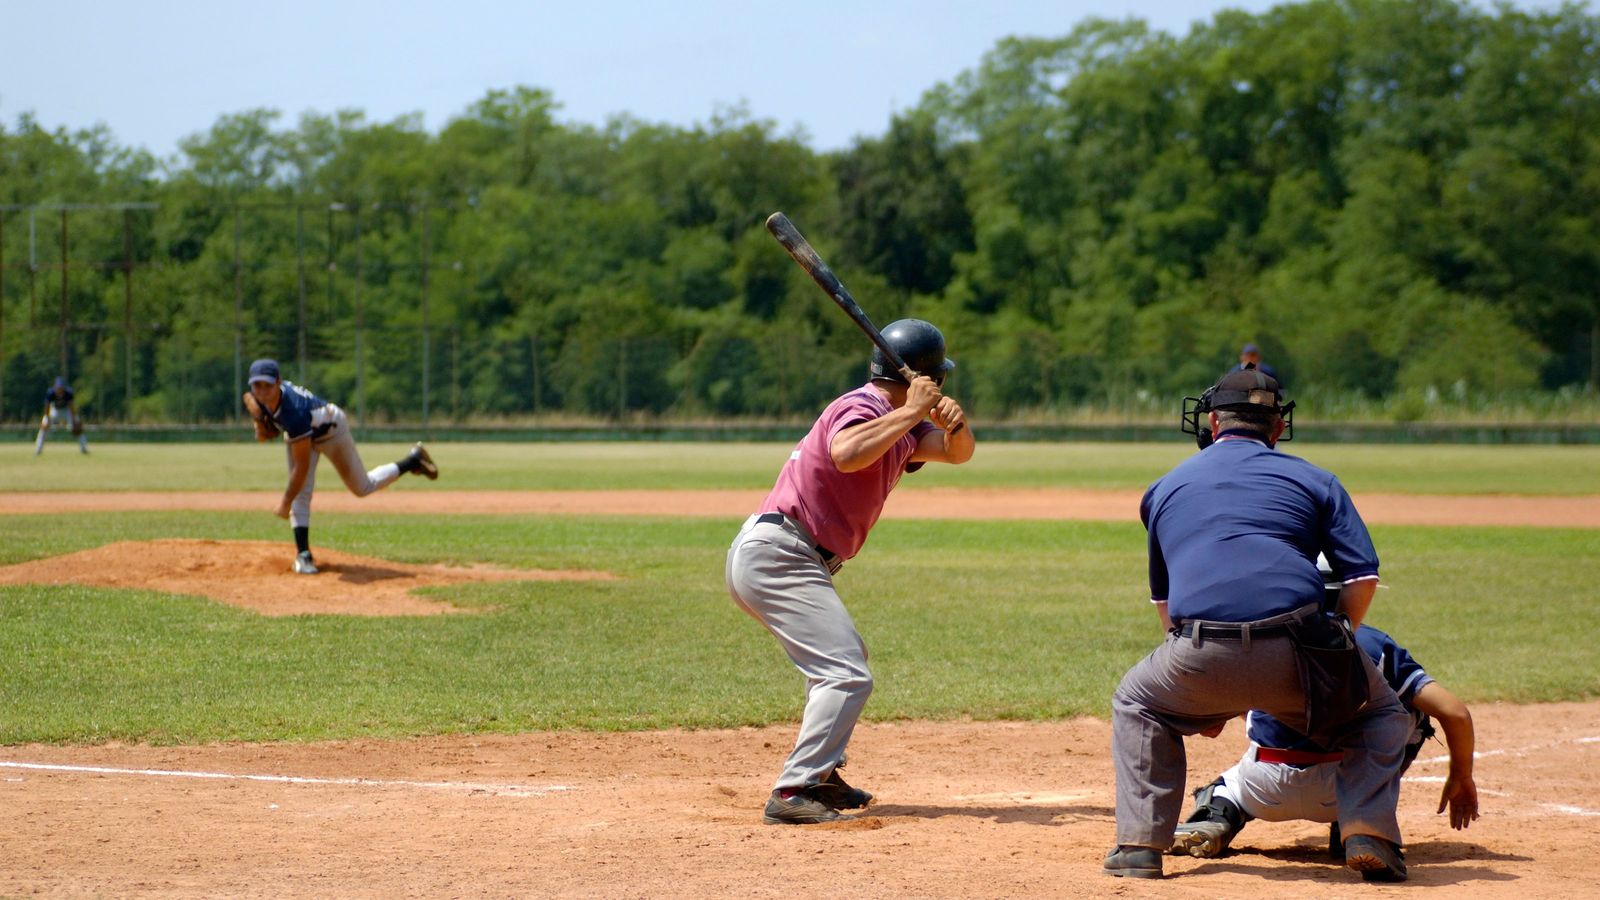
[756, 511, 840, 570]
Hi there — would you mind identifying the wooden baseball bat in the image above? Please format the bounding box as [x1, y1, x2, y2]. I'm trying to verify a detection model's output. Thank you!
[764, 211, 963, 433]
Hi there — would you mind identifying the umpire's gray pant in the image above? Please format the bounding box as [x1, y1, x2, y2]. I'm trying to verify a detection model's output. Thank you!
[726, 513, 870, 792]
[1111, 616, 1411, 849]
[286, 405, 401, 528]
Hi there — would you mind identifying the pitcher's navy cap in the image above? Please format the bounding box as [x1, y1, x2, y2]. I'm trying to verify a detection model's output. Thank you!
[247, 359, 281, 385]
[1240, 342, 1260, 355]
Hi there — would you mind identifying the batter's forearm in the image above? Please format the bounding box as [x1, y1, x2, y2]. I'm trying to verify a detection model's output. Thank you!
[831, 408, 925, 472]
[940, 423, 975, 464]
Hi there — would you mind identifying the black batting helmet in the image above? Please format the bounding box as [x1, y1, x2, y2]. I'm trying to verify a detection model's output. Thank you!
[869, 318, 957, 384]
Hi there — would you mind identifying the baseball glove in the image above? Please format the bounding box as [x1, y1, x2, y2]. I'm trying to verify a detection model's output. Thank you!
[242, 391, 279, 441]
[71, 418, 84, 437]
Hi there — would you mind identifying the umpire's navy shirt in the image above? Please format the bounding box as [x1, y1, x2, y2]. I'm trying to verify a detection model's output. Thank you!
[1140, 432, 1378, 624]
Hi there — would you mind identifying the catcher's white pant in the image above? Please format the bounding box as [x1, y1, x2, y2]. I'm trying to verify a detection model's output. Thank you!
[726, 512, 870, 792]
[286, 404, 400, 528]
[1214, 743, 1342, 823]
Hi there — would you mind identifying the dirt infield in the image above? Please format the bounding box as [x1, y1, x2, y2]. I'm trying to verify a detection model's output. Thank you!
[0, 539, 613, 616]
[3, 702, 1598, 897]
[3, 494, 1595, 895]
[4, 487, 1598, 526]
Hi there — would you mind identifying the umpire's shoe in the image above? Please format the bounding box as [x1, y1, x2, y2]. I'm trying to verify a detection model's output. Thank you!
[400, 443, 439, 480]
[763, 789, 847, 825]
[1344, 834, 1407, 882]
[1102, 845, 1163, 879]
[811, 767, 873, 810]
[292, 551, 319, 575]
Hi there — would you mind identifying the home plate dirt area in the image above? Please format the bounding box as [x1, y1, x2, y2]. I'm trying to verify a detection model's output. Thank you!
[3, 702, 1598, 895]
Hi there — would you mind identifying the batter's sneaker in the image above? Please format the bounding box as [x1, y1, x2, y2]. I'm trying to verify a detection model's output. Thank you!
[401, 443, 438, 480]
[811, 767, 873, 810]
[293, 551, 319, 575]
[1344, 835, 1406, 882]
[1102, 845, 1162, 879]
[762, 789, 846, 825]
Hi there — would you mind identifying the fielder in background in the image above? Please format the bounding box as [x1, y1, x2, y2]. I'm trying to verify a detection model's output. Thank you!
[243, 358, 438, 574]
[1104, 365, 1412, 882]
[34, 376, 89, 456]
[726, 319, 975, 825]
[1228, 342, 1281, 386]
[1172, 562, 1479, 859]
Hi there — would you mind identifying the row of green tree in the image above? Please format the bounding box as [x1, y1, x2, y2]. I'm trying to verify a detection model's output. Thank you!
[1, 0, 1596, 423]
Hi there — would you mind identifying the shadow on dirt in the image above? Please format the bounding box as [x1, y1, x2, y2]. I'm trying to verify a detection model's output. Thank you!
[868, 803, 1113, 826]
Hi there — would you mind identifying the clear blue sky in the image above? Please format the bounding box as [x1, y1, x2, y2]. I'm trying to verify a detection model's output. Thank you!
[0, 0, 1443, 160]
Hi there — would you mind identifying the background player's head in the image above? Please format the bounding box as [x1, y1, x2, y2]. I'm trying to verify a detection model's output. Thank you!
[869, 319, 956, 387]
[51, 376, 68, 396]
[1239, 342, 1261, 366]
[248, 358, 283, 405]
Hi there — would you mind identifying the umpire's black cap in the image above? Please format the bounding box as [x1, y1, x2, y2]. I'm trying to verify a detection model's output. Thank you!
[1208, 364, 1285, 413]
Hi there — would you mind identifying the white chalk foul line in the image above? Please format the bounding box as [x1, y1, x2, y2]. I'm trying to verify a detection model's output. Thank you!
[0, 761, 570, 798]
[1543, 803, 1600, 817]
[1414, 734, 1600, 767]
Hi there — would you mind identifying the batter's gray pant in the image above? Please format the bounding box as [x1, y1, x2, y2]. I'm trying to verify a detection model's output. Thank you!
[287, 405, 400, 528]
[726, 512, 870, 792]
[1111, 613, 1410, 849]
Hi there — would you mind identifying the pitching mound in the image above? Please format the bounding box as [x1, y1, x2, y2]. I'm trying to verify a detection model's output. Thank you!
[0, 539, 614, 616]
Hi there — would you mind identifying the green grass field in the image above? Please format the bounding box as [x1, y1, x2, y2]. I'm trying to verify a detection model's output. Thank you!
[1, 442, 1597, 746]
[8, 440, 1600, 494]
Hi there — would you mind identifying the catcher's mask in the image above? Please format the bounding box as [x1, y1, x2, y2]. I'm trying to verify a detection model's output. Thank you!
[1181, 363, 1295, 450]
[870, 318, 956, 386]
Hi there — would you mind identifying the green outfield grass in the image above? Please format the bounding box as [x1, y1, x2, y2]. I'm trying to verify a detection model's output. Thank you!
[0, 510, 1595, 745]
[7, 441, 1600, 494]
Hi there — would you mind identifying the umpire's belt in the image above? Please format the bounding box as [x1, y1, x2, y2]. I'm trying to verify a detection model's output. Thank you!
[1173, 603, 1321, 647]
[1175, 621, 1292, 641]
[756, 512, 839, 567]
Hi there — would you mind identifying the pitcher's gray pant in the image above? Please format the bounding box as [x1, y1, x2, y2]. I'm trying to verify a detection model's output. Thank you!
[726, 513, 870, 791]
[1111, 619, 1410, 849]
[286, 405, 401, 528]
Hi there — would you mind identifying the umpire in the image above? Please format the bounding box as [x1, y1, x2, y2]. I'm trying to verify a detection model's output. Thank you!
[1103, 366, 1412, 882]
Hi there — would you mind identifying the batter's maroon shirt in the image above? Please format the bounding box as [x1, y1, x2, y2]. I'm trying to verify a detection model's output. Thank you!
[761, 382, 935, 561]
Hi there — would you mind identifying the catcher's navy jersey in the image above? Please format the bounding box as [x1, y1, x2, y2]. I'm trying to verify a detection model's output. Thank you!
[1140, 433, 1378, 623]
[1247, 625, 1434, 756]
[267, 381, 336, 442]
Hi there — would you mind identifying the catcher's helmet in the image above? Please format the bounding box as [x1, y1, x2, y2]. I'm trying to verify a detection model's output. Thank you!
[1181, 363, 1295, 449]
[869, 319, 956, 385]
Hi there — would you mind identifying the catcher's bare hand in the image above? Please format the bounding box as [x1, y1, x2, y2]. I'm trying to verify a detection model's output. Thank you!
[930, 396, 965, 433]
[1438, 774, 1479, 829]
[906, 375, 942, 417]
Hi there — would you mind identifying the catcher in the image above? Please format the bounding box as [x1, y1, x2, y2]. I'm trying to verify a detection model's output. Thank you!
[34, 376, 89, 456]
[244, 358, 438, 574]
[1170, 558, 1478, 860]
